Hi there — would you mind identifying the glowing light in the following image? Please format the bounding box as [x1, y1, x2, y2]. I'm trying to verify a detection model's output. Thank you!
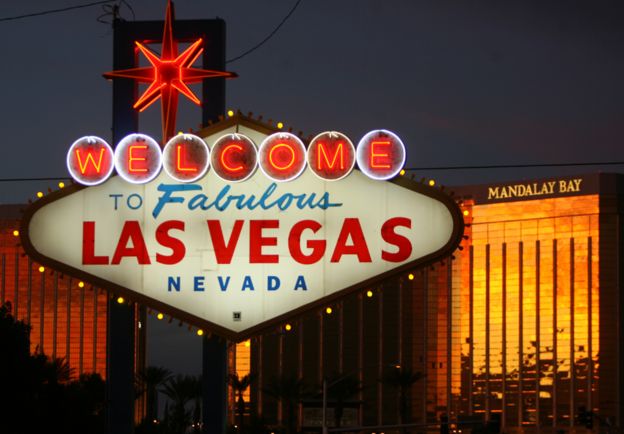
[318, 142, 345, 170]
[197, 329, 204, 336]
[114, 134, 162, 184]
[258, 132, 307, 182]
[356, 129, 406, 180]
[176, 145, 197, 172]
[117, 296, 125, 304]
[227, 110, 234, 117]
[102, 1, 237, 142]
[157, 313, 164, 320]
[221, 144, 245, 172]
[277, 122, 284, 129]
[400, 169, 406, 176]
[162, 133, 209, 183]
[269, 143, 296, 170]
[128, 145, 149, 173]
[211, 133, 258, 182]
[369, 140, 392, 169]
[429, 179, 435, 186]
[463, 209, 469, 216]
[366, 290, 373, 298]
[36, 192, 43, 198]
[77, 149, 105, 176]
[58, 181, 65, 188]
[38, 266, 45, 273]
[67, 136, 115, 186]
[408, 273, 414, 280]
[244, 340, 251, 348]
[284, 323, 292, 331]
[307, 131, 356, 182]
[78, 281, 85, 288]
[325, 307, 333, 314]
[12, 230, 19, 237]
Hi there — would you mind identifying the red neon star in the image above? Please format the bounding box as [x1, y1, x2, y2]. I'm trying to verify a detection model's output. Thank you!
[103, 0, 237, 142]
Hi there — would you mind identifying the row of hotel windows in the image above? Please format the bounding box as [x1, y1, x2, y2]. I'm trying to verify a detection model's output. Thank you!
[232, 195, 604, 430]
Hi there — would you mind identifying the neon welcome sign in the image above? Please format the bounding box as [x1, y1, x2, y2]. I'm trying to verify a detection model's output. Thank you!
[66, 129, 406, 186]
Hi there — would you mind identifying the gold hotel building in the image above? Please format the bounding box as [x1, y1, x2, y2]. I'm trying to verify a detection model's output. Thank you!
[240, 172, 622, 433]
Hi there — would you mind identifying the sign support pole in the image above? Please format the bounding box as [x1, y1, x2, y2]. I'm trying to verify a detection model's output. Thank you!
[203, 336, 228, 434]
[107, 18, 139, 434]
[197, 19, 228, 434]
[107, 15, 229, 434]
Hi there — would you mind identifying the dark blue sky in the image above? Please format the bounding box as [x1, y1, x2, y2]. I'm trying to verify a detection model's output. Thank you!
[1, 0, 623, 375]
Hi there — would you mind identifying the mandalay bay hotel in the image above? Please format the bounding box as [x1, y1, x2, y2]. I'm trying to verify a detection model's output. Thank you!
[237, 171, 624, 433]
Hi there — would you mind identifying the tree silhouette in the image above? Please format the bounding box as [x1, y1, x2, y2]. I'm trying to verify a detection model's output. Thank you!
[0, 302, 105, 434]
[229, 373, 255, 432]
[263, 374, 309, 434]
[382, 366, 425, 430]
[136, 366, 173, 425]
[323, 374, 362, 428]
[161, 374, 202, 434]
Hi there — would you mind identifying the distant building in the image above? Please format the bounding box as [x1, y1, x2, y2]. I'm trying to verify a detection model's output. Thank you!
[240, 171, 624, 433]
[0, 204, 108, 376]
[0, 203, 146, 421]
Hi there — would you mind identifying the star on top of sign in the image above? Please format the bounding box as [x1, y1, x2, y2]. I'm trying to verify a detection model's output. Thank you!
[103, 0, 237, 142]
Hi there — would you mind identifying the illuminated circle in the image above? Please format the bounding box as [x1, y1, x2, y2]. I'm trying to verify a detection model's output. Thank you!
[356, 129, 406, 180]
[197, 329, 204, 336]
[366, 290, 373, 298]
[12, 230, 19, 237]
[78, 281, 85, 288]
[284, 323, 292, 331]
[307, 131, 356, 181]
[116, 296, 125, 304]
[210, 133, 258, 182]
[38, 266, 45, 273]
[157, 313, 164, 320]
[162, 134, 210, 183]
[66, 136, 115, 186]
[114, 134, 162, 184]
[258, 132, 307, 182]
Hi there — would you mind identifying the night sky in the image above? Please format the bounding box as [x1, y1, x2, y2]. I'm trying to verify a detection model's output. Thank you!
[1, 0, 623, 375]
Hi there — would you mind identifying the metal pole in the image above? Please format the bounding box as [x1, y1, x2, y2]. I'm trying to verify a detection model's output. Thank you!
[322, 378, 328, 434]
[107, 18, 138, 434]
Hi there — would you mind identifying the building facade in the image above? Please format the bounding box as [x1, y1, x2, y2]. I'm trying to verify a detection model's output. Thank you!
[241, 173, 624, 433]
[0, 204, 109, 377]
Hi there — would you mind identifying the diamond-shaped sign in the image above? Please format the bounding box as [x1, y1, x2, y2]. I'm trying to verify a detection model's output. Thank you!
[21, 125, 463, 340]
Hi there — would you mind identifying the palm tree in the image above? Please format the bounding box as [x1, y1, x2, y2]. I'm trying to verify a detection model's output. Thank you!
[325, 374, 362, 428]
[136, 366, 173, 424]
[45, 357, 74, 383]
[229, 373, 255, 431]
[162, 374, 201, 434]
[190, 375, 202, 434]
[263, 374, 309, 434]
[382, 366, 424, 429]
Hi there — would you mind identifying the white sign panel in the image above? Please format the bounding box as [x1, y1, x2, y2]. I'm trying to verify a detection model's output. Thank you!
[23, 127, 462, 339]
